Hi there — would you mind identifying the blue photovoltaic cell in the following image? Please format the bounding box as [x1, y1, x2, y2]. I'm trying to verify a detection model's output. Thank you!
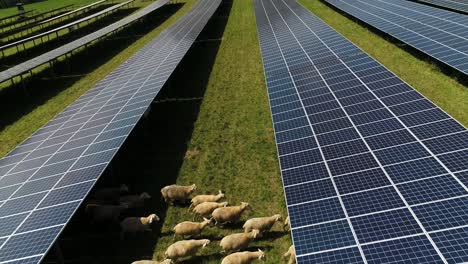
[362, 235, 444, 264]
[324, 0, 468, 75]
[413, 196, 468, 232]
[351, 209, 422, 243]
[293, 220, 356, 255]
[297, 247, 364, 264]
[288, 197, 344, 227]
[254, 0, 467, 261]
[0, 0, 221, 262]
[432, 227, 468, 264]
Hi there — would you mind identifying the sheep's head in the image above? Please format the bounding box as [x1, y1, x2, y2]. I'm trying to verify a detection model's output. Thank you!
[120, 184, 129, 193]
[240, 202, 251, 210]
[148, 214, 160, 223]
[200, 239, 210, 248]
[274, 214, 282, 222]
[140, 192, 151, 200]
[190, 184, 197, 192]
[251, 229, 260, 238]
[257, 249, 265, 260]
[218, 190, 225, 198]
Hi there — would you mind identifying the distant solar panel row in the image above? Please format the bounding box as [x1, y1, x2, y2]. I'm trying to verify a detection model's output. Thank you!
[254, 0, 468, 263]
[0, 0, 220, 262]
[324, 0, 468, 76]
[0, 0, 169, 84]
[0, 0, 134, 54]
[416, 0, 468, 13]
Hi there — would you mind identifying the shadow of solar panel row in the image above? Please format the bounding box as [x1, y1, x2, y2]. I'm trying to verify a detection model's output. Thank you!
[324, 0, 468, 76]
[0, 0, 169, 84]
[416, 0, 468, 13]
[254, 0, 468, 263]
[0, 0, 134, 53]
[0, 0, 221, 262]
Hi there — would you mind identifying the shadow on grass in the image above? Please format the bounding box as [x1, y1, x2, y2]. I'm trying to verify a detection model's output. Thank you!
[0, 3, 183, 133]
[42, 1, 232, 263]
[320, 0, 468, 86]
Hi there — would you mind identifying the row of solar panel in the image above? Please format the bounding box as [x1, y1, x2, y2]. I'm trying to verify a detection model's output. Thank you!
[254, 0, 467, 263]
[324, 0, 468, 76]
[0, 0, 170, 84]
[0, 0, 221, 262]
[417, 0, 468, 13]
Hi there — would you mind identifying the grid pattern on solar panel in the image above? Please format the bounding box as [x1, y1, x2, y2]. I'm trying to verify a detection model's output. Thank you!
[0, 0, 170, 84]
[253, 0, 468, 262]
[416, 0, 468, 13]
[0, 0, 221, 263]
[324, 0, 468, 76]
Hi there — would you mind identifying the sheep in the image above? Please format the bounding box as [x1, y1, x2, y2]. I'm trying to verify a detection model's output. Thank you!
[161, 184, 197, 204]
[190, 190, 225, 208]
[131, 260, 173, 264]
[284, 216, 290, 231]
[243, 214, 282, 234]
[164, 239, 210, 261]
[85, 203, 128, 223]
[192, 201, 228, 219]
[91, 184, 129, 203]
[119, 192, 151, 208]
[120, 213, 159, 238]
[173, 218, 213, 239]
[212, 202, 251, 225]
[283, 245, 295, 264]
[221, 249, 265, 264]
[219, 230, 260, 253]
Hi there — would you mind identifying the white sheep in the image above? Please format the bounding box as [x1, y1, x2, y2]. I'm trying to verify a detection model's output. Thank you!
[173, 218, 212, 239]
[164, 239, 210, 261]
[161, 184, 197, 204]
[192, 201, 228, 219]
[120, 213, 159, 238]
[120, 192, 151, 208]
[131, 260, 173, 264]
[284, 216, 290, 231]
[243, 214, 282, 234]
[221, 249, 265, 264]
[190, 190, 225, 208]
[219, 230, 260, 253]
[85, 203, 128, 223]
[283, 245, 295, 264]
[92, 184, 129, 203]
[212, 202, 251, 225]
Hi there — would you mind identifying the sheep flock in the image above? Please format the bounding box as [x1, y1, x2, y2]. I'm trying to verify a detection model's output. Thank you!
[86, 183, 294, 263]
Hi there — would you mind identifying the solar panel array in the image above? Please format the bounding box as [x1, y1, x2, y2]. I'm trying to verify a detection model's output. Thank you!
[0, 0, 169, 84]
[0, 0, 134, 55]
[416, 0, 468, 13]
[324, 0, 468, 76]
[39, 0, 106, 25]
[254, 0, 468, 263]
[0, 0, 220, 262]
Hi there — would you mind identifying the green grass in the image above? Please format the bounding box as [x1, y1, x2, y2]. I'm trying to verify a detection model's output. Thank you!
[0, 0, 100, 18]
[149, 0, 290, 262]
[299, 0, 468, 126]
[0, 0, 195, 156]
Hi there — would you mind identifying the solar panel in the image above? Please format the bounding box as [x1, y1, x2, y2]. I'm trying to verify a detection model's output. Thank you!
[254, 0, 468, 263]
[0, 0, 220, 262]
[415, 0, 468, 13]
[0, 0, 133, 56]
[0, 0, 169, 84]
[324, 0, 468, 76]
